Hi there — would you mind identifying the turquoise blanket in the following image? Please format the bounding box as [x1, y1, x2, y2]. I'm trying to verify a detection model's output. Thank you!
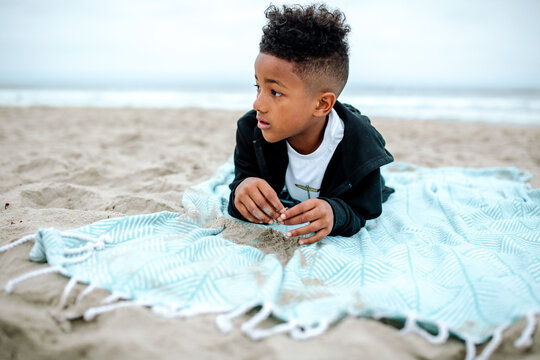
[5, 159, 540, 355]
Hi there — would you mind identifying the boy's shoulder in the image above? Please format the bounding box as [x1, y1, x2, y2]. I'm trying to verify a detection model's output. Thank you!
[334, 101, 371, 130]
[334, 101, 393, 177]
[334, 101, 387, 146]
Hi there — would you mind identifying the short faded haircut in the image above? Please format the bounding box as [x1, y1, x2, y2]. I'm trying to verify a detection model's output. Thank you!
[259, 3, 351, 96]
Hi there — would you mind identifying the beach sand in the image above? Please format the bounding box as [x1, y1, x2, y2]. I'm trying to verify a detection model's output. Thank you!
[1, 106, 539, 359]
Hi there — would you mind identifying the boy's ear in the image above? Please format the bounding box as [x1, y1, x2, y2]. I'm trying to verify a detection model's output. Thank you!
[313, 92, 336, 117]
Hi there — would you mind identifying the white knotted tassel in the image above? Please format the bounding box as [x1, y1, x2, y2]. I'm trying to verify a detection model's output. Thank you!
[61, 251, 94, 265]
[465, 339, 476, 360]
[83, 301, 140, 321]
[0, 234, 35, 253]
[244, 319, 298, 340]
[76, 283, 98, 304]
[152, 305, 183, 318]
[290, 318, 330, 340]
[61, 235, 107, 266]
[514, 311, 537, 348]
[400, 311, 418, 334]
[400, 312, 449, 345]
[4, 266, 63, 293]
[241, 302, 273, 333]
[476, 325, 505, 360]
[58, 277, 78, 309]
[63, 238, 104, 255]
[216, 302, 258, 333]
[416, 323, 449, 345]
[101, 291, 129, 304]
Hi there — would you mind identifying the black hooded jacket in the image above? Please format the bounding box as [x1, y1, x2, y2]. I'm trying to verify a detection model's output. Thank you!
[228, 101, 394, 237]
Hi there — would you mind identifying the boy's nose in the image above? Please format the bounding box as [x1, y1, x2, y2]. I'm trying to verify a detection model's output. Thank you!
[253, 93, 267, 113]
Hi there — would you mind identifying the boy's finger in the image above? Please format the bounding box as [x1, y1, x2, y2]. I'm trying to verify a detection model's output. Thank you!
[279, 200, 315, 221]
[281, 206, 319, 226]
[257, 182, 285, 214]
[251, 188, 280, 220]
[242, 197, 273, 224]
[236, 202, 261, 223]
[285, 220, 320, 238]
[298, 230, 327, 245]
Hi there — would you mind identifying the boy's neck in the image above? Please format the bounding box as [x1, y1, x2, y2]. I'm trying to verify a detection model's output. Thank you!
[287, 114, 329, 155]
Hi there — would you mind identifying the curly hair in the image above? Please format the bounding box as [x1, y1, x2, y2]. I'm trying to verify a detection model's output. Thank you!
[259, 3, 351, 96]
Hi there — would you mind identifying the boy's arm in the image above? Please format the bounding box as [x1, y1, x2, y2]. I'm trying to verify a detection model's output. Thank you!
[281, 168, 384, 240]
[320, 168, 384, 236]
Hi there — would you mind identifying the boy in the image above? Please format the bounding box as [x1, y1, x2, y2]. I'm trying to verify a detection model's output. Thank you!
[228, 4, 394, 245]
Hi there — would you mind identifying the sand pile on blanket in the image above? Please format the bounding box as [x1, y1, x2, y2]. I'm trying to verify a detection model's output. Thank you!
[211, 217, 300, 266]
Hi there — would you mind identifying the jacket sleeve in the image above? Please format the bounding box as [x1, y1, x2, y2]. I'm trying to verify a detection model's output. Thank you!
[319, 168, 384, 237]
[227, 118, 259, 221]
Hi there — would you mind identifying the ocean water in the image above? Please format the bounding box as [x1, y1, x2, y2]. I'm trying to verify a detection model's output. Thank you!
[0, 87, 539, 125]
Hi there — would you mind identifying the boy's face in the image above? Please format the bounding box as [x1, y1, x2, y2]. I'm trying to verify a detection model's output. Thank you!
[253, 52, 326, 154]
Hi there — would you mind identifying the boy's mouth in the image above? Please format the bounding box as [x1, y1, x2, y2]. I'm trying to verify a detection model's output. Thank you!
[257, 117, 271, 129]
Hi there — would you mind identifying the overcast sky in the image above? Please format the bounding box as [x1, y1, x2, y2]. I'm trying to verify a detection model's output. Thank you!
[1, 0, 539, 89]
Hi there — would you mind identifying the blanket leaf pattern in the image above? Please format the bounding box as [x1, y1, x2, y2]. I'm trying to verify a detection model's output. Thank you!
[26, 159, 540, 344]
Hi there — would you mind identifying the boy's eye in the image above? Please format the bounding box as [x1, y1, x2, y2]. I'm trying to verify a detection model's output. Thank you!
[253, 84, 282, 97]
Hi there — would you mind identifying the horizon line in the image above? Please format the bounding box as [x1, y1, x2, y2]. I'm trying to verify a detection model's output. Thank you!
[1, 83, 540, 94]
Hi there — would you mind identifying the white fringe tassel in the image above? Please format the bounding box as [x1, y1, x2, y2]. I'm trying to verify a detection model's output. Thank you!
[58, 277, 79, 309]
[290, 318, 330, 340]
[151, 305, 183, 318]
[514, 310, 537, 348]
[76, 283, 98, 304]
[240, 302, 273, 333]
[83, 301, 141, 321]
[102, 291, 130, 304]
[4, 266, 63, 293]
[236, 302, 327, 341]
[465, 339, 476, 360]
[464, 324, 509, 360]
[0, 234, 35, 253]
[245, 320, 298, 340]
[0, 231, 108, 255]
[216, 301, 259, 333]
[61, 233, 108, 265]
[475, 325, 506, 360]
[3, 231, 110, 294]
[240, 302, 298, 340]
[63, 238, 105, 254]
[400, 312, 449, 345]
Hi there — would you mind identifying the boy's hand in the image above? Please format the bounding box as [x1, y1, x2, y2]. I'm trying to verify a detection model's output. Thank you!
[234, 177, 285, 224]
[278, 199, 334, 245]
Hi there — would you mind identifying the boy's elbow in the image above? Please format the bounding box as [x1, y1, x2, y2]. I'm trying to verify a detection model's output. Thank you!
[336, 205, 381, 237]
[366, 201, 383, 221]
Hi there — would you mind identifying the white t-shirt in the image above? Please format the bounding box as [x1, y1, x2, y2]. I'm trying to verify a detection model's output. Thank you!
[285, 108, 345, 202]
